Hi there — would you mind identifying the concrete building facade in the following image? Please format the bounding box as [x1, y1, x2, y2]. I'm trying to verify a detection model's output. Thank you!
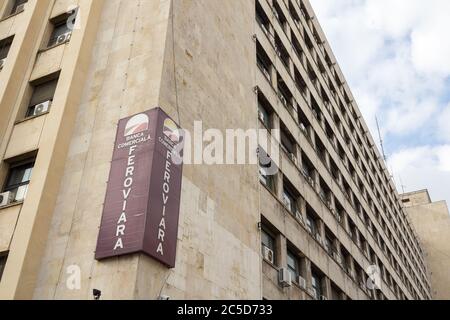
[0, 0, 433, 300]
[401, 190, 450, 300]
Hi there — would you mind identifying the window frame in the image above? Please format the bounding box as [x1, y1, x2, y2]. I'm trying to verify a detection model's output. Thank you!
[3, 159, 35, 203]
[311, 271, 322, 300]
[287, 250, 300, 283]
[0, 252, 8, 281]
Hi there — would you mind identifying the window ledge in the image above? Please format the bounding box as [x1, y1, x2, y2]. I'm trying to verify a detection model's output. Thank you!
[38, 41, 69, 54]
[14, 111, 49, 125]
[262, 258, 278, 271]
[0, 10, 24, 23]
[0, 201, 23, 211]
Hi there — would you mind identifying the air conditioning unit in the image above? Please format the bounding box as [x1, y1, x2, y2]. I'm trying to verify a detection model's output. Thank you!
[316, 234, 323, 244]
[320, 295, 328, 301]
[258, 110, 266, 123]
[15, 185, 28, 202]
[295, 211, 304, 224]
[0, 191, 14, 207]
[327, 201, 333, 210]
[279, 268, 292, 287]
[56, 31, 72, 45]
[308, 177, 314, 187]
[290, 153, 298, 165]
[298, 276, 307, 290]
[273, 10, 279, 20]
[263, 246, 274, 264]
[282, 193, 291, 209]
[0, 58, 6, 70]
[359, 279, 366, 287]
[301, 167, 309, 178]
[299, 123, 307, 134]
[333, 252, 342, 264]
[307, 287, 315, 297]
[278, 94, 287, 107]
[262, 68, 271, 80]
[15, 3, 26, 14]
[30, 100, 52, 117]
[348, 269, 355, 280]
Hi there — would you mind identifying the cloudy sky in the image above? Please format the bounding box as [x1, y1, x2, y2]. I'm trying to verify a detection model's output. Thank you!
[309, 0, 450, 204]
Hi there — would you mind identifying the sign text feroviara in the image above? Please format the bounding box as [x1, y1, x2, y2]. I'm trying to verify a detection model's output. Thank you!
[95, 107, 183, 268]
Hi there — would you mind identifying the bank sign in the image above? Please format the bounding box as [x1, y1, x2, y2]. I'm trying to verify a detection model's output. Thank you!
[95, 107, 183, 268]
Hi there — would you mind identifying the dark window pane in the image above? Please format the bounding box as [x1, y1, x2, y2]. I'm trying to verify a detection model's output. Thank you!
[5, 162, 34, 190]
[0, 37, 13, 60]
[29, 79, 58, 107]
[0, 254, 8, 281]
[10, 0, 27, 15]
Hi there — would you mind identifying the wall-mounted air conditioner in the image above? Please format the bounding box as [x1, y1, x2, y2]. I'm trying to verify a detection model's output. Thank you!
[15, 3, 26, 14]
[295, 211, 304, 224]
[316, 234, 323, 244]
[0, 191, 14, 207]
[279, 268, 292, 288]
[298, 276, 307, 290]
[261, 24, 269, 36]
[262, 68, 271, 80]
[263, 246, 274, 264]
[15, 185, 28, 202]
[282, 193, 292, 209]
[333, 252, 342, 265]
[56, 31, 72, 45]
[299, 123, 307, 134]
[30, 100, 52, 117]
[258, 110, 266, 123]
[290, 153, 298, 166]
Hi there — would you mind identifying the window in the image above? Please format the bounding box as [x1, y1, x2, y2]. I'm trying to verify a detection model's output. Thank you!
[259, 148, 276, 193]
[261, 229, 275, 253]
[0, 36, 13, 63]
[8, 0, 27, 16]
[0, 253, 7, 281]
[256, 42, 272, 81]
[287, 251, 299, 282]
[48, 13, 75, 47]
[311, 272, 322, 300]
[280, 126, 296, 158]
[258, 94, 272, 129]
[261, 228, 276, 265]
[3, 160, 34, 203]
[26, 77, 58, 118]
[282, 180, 298, 214]
[305, 213, 317, 235]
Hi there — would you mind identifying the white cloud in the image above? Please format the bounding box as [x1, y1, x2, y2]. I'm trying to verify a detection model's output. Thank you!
[438, 104, 450, 142]
[310, 0, 450, 203]
[389, 146, 450, 202]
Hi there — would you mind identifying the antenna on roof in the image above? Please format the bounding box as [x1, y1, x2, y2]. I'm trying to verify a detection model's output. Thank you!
[399, 175, 407, 195]
[376, 117, 387, 162]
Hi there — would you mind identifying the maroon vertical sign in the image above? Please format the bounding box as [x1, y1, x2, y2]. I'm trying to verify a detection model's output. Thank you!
[95, 107, 183, 268]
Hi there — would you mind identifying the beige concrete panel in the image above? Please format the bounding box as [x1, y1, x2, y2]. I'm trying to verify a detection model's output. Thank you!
[0, 204, 21, 252]
[4, 115, 46, 159]
[0, 0, 104, 300]
[0, 15, 15, 39]
[51, 0, 78, 18]
[30, 45, 65, 81]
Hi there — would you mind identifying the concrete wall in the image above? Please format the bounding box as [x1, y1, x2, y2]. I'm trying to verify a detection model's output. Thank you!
[403, 191, 450, 300]
[32, 0, 261, 300]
